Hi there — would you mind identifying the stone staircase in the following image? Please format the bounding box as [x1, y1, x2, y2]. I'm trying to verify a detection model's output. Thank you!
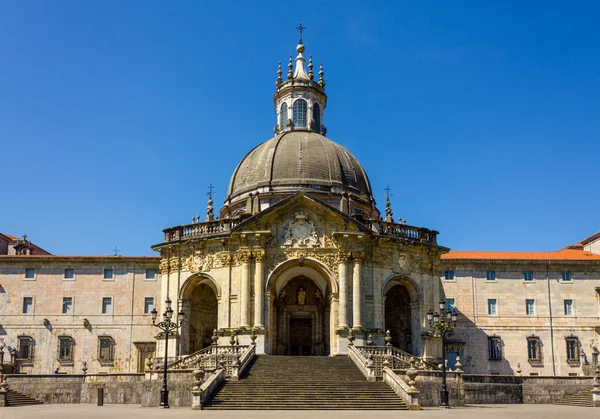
[553, 390, 593, 407]
[203, 355, 407, 410]
[6, 390, 44, 407]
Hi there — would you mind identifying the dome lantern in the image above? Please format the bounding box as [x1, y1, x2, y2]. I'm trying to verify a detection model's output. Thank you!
[274, 24, 327, 136]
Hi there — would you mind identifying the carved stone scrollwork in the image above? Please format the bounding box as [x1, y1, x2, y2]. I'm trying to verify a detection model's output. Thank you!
[159, 259, 169, 274]
[213, 252, 232, 269]
[282, 211, 320, 247]
[237, 249, 253, 265]
[336, 250, 351, 263]
[169, 257, 180, 273]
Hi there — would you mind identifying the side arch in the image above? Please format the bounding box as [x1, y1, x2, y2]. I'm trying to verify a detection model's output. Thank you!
[179, 273, 221, 300]
[381, 274, 422, 302]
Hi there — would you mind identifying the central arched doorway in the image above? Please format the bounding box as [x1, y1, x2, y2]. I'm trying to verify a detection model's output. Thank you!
[385, 284, 412, 352]
[273, 275, 330, 356]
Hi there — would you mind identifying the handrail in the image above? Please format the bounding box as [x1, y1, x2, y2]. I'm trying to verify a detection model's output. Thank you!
[237, 344, 256, 378]
[168, 345, 250, 371]
[382, 366, 420, 410]
[348, 346, 375, 381]
[354, 346, 440, 371]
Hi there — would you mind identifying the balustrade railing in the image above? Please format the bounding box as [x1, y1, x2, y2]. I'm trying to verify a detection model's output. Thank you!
[160, 212, 437, 246]
[352, 346, 439, 379]
[168, 345, 252, 378]
[372, 221, 438, 245]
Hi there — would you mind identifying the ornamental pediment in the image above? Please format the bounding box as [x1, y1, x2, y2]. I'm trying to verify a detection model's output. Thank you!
[281, 211, 321, 248]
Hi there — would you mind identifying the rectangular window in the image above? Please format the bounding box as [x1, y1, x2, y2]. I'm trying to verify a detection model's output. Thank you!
[489, 338, 501, 360]
[487, 299, 497, 315]
[145, 269, 156, 279]
[102, 297, 112, 314]
[444, 270, 454, 280]
[566, 338, 579, 361]
[17, 336, 34, 361]
[64, 269, 74, 279]
[562, 271, 571, 281]
[22, 297, 33, 314]
[445, 298, 455, 312]
[25, 268, 35, 279]
[144, 297, 155, 314]
[525, 299, 535, 316]
[527, 339, 539, 360]
[58, 336, 74, 363]
[486, 271, 496, 281]
[103, 269, 113, 279]
[523, 271, 533, 281]
[564, 299, 573, 316]
[62, 297, 73, 314]
[98, 336, 115, 364]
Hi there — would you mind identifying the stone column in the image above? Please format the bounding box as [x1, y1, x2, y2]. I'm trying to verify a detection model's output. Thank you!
[239, 250, 252, 328]
[338, 252, 349, 328]
[352, 255, 362, 329]
[253, 250, 265, 328]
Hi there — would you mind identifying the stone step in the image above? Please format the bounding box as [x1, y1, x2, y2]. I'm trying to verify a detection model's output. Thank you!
[6, 390, 44, 407]
[553, 390, 593, 408]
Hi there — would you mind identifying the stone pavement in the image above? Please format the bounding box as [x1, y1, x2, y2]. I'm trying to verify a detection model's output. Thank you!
[0, 404, 598, 419]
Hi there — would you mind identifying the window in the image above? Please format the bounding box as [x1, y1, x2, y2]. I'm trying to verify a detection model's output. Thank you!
[58, 336, 74, 363]
[64, 268, 74, 279]
[25, 268, 35, 279]
[565, 335, 580, 363]
[23, 297, 33, 314]
[564, 299, 573, 316]
[103, 269, 113, 279]
[312, 103, 321, 132]
[17, 336, 34, 362]
[487, 299, 497, 315]
[102, 297, 113, 314]
[523, 271, 533, 281]
[292, 99, 307, 128]
[527, 335, 542, 364]
[562, 271, 571, 281]
[488, 335, 502, 360]
[145, 269, 156, 279]
[525, 299, 535, 316]
[444, 270, 454, 280]
[279, 102, 288, 130]
[98, 336, 115, 364]
[144, 297, 155, 314]
[62, 297, 73, 314]
[445, 298, 455, 311]
[486, 271, 496, 281]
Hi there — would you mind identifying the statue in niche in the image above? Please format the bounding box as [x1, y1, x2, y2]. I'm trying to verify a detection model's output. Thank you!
[297, 287, 307, 305]
[315, 289, 322, 300]
[279, 289, 287, 301]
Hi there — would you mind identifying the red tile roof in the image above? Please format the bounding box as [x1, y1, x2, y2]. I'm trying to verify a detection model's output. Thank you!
[442, 248, 600, 261]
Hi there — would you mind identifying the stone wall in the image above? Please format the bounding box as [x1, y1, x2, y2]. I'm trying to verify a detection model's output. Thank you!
[141, 370, 195, 407]
[411, 371, 465, 407]
[462, 374, 595, 404]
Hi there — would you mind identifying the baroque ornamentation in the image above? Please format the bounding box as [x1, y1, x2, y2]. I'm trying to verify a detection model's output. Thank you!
[213, 252, 232, 269]
[282, 212, 320, 247]
[253, 249, 266, 263]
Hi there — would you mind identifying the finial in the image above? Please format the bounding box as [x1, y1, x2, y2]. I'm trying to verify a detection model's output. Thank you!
[318, 62, 325, 89]
[112, 246, 120, 256]
[384, 187, 394, 223]
[287, 56, 293, 79]
[296, 20, 306, 44]
[276, 62, 282, 85]
[308, 56, 314, 80]
[206, 184, 215, 222]
[384, 186, 393, 202]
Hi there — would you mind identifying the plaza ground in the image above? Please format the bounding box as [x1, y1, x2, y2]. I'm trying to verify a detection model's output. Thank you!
[0, 404, 597, 419]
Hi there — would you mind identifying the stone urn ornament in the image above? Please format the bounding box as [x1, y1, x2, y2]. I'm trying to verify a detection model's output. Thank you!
[212, 329, 219, 346]
[385, 330, 393, 347]
[347, 329, 355, 346]
[366, 334, 373, 346]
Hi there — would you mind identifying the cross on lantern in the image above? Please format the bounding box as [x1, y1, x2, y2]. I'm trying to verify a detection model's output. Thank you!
[296, 20, 306, 43]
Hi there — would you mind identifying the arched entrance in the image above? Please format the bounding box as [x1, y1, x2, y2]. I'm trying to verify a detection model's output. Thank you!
[384, 285, 412, 352]
[273, 276, 330, 355]
[180, 275, 219, 355]
[267, 260, 335, 356]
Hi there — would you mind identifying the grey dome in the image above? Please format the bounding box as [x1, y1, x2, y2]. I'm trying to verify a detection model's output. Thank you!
[226, 131, 373, 204]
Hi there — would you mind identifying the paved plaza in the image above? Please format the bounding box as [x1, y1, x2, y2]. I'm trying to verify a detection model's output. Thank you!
[0, 404, 598, 419]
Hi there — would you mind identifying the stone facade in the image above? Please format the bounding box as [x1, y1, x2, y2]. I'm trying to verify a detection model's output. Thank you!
[0, 255, 160, 374]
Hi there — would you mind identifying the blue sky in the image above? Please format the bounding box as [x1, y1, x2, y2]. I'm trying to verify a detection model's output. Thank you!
[1, 1, 599, 256]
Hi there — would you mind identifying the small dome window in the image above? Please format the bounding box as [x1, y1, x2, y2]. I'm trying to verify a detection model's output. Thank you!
[293, 99, 307, 128]
[312, 103, 321, 132]
[279, 103, 288, 130]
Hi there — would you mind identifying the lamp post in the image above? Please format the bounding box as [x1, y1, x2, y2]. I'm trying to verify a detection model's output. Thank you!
[151, 298, 185, 409]
[427, 299, 457, 408]
[0, 339, 5, 374]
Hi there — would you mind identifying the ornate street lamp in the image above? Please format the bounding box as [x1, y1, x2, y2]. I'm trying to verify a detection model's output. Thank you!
[427, 299, 457, 408]
[151, 298, 185, 409]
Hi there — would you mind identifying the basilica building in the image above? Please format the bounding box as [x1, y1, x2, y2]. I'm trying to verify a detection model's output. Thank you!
[0, 37, 598, 380]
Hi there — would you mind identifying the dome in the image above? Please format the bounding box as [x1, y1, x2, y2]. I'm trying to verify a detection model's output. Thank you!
[225, 130, 373, 206]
